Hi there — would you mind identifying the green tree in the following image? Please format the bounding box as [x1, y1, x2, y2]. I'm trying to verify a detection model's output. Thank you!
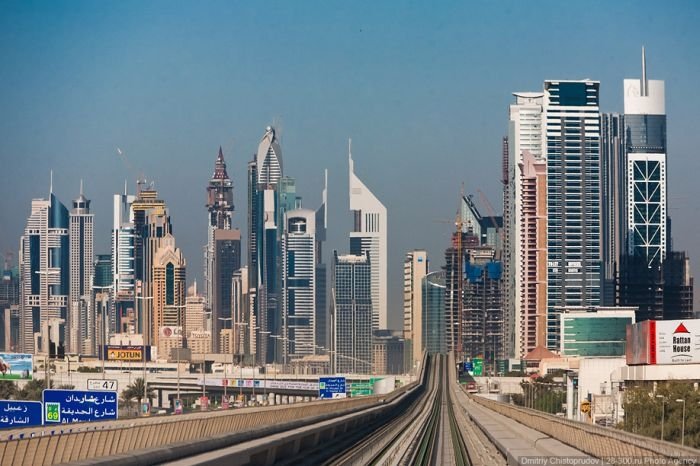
[623, 381, 700, 447]
[17, 378, 51, 401]
[0, 380, 18, 400]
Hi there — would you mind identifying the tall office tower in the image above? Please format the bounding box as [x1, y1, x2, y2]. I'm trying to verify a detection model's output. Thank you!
[231, 267, 249, 358]
[19, 180, 70, 354]
[331, 251, 372, 374]
[349, 141, 387, 330]
[69, 182, 94, 354]
[403, 250, 427, 374]
[92, 254, 113, 358]
[315, 171, 328, 353]
[516, 151, 547, 358]
[600, 113, 625, 306]
[152, 234, 186, 356]
[624, 48, 667, 264]
[131, 182, 172, 346]
[248, 126, 283, 363]
[282, 209, 317, 362]
[618, 49, 671, 322]
[112, 184, 136, 334]
[422, 271, 446, 355]
[544, 79, 602, 350]
[506, 92, 544, 359]
[205, 148, 241, 352]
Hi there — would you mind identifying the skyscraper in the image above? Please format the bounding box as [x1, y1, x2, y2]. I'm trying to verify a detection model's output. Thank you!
[544, 79, 602, 350]
[205, 147, 241, 352]
[516, 150, 547, 358]
[248, 126, 283, 363]
[152, 234, 186, 357]
[131, 182, 172, 346]
[282, 209, 317, 362]
[623, 48, 667, 265]
[69, 182, 94, 354]
[231, 267, 249, 358]
[600, 113, 625, 306]
[349, 141, 387, 330]
[19, 177, 69, 355]
[314, 170, 328, 354]
[403, 250, 427, 374]
[331, 251, 372, 374]
[422, 271, 446, 355]
[506, 92, 544, 359]
[112, 183, 136, 334]
[615, 49, 693, 322]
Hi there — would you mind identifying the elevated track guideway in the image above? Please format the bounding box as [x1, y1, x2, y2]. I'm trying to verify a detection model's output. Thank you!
[150, 354, 504, 465]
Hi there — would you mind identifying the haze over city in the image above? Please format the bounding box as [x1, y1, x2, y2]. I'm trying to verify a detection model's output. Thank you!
[2, 2, 700, 325]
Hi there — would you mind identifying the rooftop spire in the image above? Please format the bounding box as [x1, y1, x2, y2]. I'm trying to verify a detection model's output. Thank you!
[641, 46, 648, 97]
[80, 178, 84, 196]
[49, 170, 53, 195]
[212, 146, 229, 180]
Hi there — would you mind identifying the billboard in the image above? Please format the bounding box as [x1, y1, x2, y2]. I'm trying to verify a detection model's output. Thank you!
[104, 345, 150, 362]
[0, 400, 42, 429]
[160, 326, 183, 339]
[627, 319, 700, 365]
[319, 377, 346, 399]
[0, 353, 32, 380]
[43, 389, 118, 424]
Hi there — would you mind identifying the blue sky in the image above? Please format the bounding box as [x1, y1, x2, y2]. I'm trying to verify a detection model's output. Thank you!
[2, 1, 699, 328]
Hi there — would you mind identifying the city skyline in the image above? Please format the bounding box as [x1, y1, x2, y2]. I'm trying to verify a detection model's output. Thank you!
[2, 2, 700, 331]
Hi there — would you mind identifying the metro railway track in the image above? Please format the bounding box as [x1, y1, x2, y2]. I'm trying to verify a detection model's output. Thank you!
[325, 354, 474, 466]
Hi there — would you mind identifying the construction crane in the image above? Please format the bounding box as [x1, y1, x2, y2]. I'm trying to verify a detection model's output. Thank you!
[477, 189, 504, 258]
[116, 147, 151, 193]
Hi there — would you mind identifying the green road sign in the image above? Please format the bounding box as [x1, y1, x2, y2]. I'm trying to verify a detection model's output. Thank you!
[45, 402, 60, 423]
[472, 358, 484, 376]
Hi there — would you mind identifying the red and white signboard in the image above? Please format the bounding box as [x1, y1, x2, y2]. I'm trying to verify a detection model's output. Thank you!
[627, 319, 700, 365]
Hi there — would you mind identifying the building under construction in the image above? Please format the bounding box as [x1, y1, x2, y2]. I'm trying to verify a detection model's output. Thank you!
[444, 194, 505, 367]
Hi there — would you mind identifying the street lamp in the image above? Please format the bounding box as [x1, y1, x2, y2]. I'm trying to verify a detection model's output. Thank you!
[676, 399, 686, 446]
[135, 294, 153, 415]
[656, 395, 667, 441]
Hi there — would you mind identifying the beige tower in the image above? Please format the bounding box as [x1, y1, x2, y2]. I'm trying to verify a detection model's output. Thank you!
[152, 234, 186, 358]
[403, 250, 428, 373]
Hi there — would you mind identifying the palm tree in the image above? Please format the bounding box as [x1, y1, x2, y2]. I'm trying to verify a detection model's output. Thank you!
[124, 378, 155, 407]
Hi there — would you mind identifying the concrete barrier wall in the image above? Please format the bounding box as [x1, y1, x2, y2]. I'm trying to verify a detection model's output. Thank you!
[0, 395, 385, 466]
[469, 394, 700, 463]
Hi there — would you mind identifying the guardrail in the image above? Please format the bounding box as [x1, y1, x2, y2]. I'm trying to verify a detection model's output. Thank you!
[469, 393, 700, 464]
[0, 394, 387, 466]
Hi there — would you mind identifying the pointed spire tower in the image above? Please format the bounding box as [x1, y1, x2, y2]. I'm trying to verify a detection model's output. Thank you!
[205, 145, 241, 353]
[207, 146, 234, 229]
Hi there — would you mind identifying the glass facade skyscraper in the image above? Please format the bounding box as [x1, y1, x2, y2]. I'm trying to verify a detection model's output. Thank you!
[421, 271, 445, 355]
[332, 251, 372, 374]
[544, 80, 602, 350]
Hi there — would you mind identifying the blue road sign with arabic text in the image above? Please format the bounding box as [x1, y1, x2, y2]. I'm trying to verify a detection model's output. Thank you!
[0, 400, 42, 429]
[319, 377, 346, 399]
[43, 389, 118, 424]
